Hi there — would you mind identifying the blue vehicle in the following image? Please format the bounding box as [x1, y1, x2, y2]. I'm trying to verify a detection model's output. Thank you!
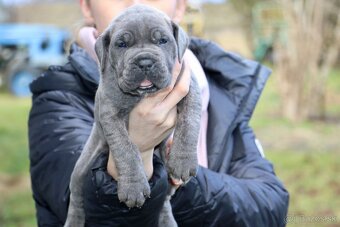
[0, 23, 70, 96]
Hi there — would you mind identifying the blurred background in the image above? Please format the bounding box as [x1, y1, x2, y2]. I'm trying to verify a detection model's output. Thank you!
[0, 0, 339, 226]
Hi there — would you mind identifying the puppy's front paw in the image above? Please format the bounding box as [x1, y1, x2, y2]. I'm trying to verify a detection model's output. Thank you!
[166, 153, 197, 182]
[118, 175, 151, 208]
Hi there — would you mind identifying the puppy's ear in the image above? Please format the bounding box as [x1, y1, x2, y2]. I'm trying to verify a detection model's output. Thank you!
[172, 21, 189, 63]
[95, 29, 111, 72]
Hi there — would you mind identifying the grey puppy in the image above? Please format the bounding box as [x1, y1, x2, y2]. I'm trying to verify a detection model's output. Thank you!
[64, 5, 201, 227]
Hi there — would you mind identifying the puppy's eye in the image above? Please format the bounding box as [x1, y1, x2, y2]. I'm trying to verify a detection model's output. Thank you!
[117, 41, 128, 48]
[159, 38, 168, 45]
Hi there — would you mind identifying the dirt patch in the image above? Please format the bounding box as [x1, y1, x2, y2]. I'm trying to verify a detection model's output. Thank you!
[0, 174, 31, 195]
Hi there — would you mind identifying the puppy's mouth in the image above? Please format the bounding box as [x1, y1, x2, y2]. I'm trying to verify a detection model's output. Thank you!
[137, 79, 158, 93]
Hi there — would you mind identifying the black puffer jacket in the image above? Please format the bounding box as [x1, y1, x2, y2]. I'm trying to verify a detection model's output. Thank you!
[29, 38, 289, 227]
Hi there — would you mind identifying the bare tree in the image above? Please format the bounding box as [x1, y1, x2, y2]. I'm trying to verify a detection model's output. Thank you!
[228, 0, 259, 50]
[274, 0, 340, 121]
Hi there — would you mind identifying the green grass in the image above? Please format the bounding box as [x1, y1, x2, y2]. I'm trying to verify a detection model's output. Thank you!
[0, 191, 37, 227]
[326, 68, 340, 117]
[0, 95, 31, 174]
[327, 68, 340, 92]
[0, 94, 36, 226]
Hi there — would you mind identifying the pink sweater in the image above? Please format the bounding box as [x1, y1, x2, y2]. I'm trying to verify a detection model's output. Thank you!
[183, 50, 209, 168]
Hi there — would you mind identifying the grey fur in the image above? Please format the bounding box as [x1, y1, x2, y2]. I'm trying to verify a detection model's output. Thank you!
[64, 5, 201, 227]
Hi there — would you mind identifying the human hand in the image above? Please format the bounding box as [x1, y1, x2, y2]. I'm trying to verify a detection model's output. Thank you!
[107, 59, 191, 180]
[128, 60, 190, 153]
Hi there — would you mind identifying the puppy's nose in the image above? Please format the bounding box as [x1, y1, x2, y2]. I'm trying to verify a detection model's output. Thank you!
[138, 59, 154, 70]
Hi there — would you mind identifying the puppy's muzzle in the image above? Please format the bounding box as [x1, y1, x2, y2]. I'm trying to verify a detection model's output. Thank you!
[137, 58, 155, 72]
[134, 57, 157, 92]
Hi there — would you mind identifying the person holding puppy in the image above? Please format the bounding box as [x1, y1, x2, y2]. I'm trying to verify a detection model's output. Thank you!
[28, 0, 289, 226]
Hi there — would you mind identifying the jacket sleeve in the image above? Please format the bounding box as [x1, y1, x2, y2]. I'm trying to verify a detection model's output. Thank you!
[171, 122, 289, 227]
[29, 90, 95, 226]
[29, 90, 169, 226]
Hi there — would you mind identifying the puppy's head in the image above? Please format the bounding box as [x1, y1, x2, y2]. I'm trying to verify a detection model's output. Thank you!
[95, 4, 189, 96]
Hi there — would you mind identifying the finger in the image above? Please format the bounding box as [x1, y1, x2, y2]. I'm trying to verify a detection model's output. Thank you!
[133, 86, 176, 111]
[132, 98, 175, 126]
[145, 107, 176, 148]
[169, 177, 184, 189]
[165, 131, 174, 159]
[107, 151, 118, 180]
[169, 59, 183, 88]
[160, 61, 190, 109]
[163, 106, 177, 128]
[143, 87, 172, 105]
[154, 106, 177, 135]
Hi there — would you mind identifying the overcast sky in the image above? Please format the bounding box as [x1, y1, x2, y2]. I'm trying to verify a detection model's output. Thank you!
[2, 0, 32, 5]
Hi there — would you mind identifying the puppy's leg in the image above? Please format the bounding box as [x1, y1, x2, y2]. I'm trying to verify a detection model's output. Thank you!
[158, 185, 177, 227]
[166, 76, 201, 182]
[106, 119, 151, 208]
[64, 124, 106, 227]
[99, 98, 150, 208]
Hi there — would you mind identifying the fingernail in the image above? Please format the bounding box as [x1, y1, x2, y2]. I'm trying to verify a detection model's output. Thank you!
[170, 178, 181, 186]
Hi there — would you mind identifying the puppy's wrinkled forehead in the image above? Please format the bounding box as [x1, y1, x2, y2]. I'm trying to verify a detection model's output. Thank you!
[95, 4, 188, 72]
[109, 5, 172, 38]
